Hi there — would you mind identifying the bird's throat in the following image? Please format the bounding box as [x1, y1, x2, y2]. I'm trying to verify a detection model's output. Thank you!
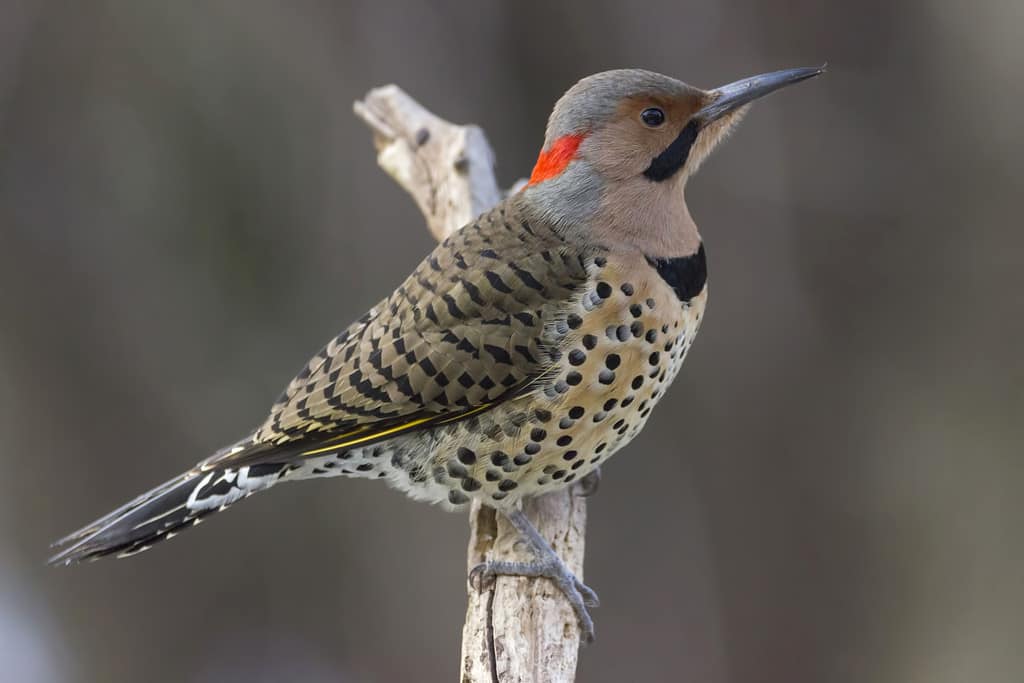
[586, 177, 701, 259]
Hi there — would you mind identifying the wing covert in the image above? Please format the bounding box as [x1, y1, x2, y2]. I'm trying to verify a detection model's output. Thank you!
[252, 203, 592, 449]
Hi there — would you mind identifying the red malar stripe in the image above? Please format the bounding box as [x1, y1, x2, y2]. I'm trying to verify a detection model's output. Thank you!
[527, 133, 586, 186]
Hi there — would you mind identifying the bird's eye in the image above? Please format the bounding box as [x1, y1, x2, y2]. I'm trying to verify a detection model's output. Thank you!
[641, 108, 666, 127]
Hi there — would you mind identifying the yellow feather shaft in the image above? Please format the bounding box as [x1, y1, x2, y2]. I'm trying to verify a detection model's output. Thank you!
[299, 402, 495, 456]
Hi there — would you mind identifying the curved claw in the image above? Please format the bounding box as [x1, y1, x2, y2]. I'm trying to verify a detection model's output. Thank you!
[468, 557, 598, 643]
[468, 562, 493, 592]
[575, 577, 600, 608]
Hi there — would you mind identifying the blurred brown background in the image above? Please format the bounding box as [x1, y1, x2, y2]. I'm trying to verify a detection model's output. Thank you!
[2, 1, 1022, 681]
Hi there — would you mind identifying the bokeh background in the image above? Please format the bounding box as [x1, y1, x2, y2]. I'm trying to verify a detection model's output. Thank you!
[2, 1, 1022, 681]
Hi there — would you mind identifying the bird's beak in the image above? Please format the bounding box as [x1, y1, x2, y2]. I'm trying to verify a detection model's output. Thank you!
[695, 65, 826, 126]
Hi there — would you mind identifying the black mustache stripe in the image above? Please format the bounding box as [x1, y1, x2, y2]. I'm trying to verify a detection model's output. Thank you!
[643, 120, 699, 182]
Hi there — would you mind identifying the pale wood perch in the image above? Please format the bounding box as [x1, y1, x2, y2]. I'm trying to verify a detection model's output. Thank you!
[354, 86, 587, 682]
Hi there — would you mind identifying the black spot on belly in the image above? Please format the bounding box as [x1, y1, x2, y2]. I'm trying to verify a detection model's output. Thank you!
[646, 243, 707, 302]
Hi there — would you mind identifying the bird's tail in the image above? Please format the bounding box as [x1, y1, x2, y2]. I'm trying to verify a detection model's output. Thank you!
[48, 460, 288, 566]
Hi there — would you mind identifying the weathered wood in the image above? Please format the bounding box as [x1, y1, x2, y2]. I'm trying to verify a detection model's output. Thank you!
[354, 85, 586, 683]
[353, 85, 501, 243]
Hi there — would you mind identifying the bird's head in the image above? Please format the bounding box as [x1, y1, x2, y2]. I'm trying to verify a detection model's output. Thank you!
[522, 67, 824, 252]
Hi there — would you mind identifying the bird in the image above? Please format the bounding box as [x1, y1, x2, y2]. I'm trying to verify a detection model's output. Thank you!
[50, 65, 824, 641]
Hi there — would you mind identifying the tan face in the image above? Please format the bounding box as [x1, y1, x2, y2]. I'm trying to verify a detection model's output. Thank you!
[581, 89, 748, 185]
[582, 91, 708, 181]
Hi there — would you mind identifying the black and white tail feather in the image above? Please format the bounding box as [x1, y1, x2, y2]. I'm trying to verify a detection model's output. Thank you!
[47, 440, 288, 565]
[47, 438, 388, 566]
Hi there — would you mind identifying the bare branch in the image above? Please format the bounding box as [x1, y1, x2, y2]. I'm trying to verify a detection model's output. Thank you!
[353, 85, 501, 242]
[354, 85, 585, 683]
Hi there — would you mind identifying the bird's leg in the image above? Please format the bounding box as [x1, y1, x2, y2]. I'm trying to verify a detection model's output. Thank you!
[574, 466, 602, 497]
[469, 506, 599, 642]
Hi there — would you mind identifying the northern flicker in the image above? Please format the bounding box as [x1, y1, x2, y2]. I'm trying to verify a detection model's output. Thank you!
[50, 66, 823, 640]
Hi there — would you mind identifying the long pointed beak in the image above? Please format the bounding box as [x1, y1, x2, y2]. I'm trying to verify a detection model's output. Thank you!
[695, 65, 826, 125]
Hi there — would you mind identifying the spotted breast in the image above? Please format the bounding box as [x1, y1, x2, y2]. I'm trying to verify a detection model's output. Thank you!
[410, 246, 708, 508]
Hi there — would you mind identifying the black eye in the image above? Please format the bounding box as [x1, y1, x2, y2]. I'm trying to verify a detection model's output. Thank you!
[641, 108, 665, 127]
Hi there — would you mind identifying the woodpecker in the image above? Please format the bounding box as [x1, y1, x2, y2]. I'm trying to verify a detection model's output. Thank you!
[50, 66, 823, 640]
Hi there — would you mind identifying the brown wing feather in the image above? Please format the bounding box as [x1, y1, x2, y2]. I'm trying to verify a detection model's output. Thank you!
[250, 201, 590, 451]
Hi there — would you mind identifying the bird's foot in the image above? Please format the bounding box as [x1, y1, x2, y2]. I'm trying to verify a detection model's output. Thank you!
[468, 507, 599, 643]
[574, 467, 602, 497]
[470, 557, 599, 643]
